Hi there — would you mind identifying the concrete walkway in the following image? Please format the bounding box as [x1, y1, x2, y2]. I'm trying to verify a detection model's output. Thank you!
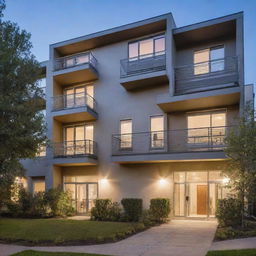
[210, 237, 256, 251]
[0, 220, 217, 256]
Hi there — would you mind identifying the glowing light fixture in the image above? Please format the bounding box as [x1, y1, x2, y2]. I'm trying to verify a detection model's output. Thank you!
[222, 177, 230, 184]
[159, 178, 167, 185]
[100, 178, 108, 185]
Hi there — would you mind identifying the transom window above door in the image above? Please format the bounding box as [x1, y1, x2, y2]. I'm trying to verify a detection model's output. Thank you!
[128, 35, 165, 60]
[64, 84, 94, 109]
[194, 45, 224, 75]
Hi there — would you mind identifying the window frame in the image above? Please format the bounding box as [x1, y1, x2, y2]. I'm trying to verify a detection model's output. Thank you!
[119, 119, 133, 150]
[128, 34, 166, 60]
[149, 115, 165, 150]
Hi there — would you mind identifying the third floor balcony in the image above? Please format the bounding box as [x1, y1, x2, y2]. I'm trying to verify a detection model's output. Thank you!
[174, 56, 239, 95]
[120, 51, 169, 90]
[53, 52, 98, 85]
[51, 92, 97, 123]
[112, 126, 232, 163]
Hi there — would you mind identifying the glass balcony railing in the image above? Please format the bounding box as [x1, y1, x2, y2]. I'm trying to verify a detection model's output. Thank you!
[54, 52, 97, 71]
[112, 126, 231, 156]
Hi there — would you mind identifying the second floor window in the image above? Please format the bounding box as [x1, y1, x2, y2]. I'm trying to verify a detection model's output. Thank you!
[120, 119, 132, 149]
[194, 46, 224, 75]
[128, 35, 165, 61]
[150, 116, 164, 149]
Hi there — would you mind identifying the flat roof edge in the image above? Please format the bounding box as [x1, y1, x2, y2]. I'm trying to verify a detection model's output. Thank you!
[173, 11, 243, 34]
[51, 12, 173, 49]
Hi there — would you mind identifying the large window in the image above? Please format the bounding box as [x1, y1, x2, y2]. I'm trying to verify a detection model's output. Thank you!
[187, 111, 226, 148]
[64, 124, 94, 155]
[64, 84, 94, 109]
[120, 120, 132, 149]
[150, 116, 164, 149]
[194, 46, 224, 75]
[128, 35, 165, 60]
[32, 178, 45, 194]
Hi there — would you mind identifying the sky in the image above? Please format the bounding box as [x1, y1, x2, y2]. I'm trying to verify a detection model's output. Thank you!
[3, 0, 256, 86]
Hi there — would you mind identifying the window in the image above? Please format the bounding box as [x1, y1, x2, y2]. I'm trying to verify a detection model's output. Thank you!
[120, 120, 132, 149]
[150, 116, 164, 148]
[33, 178, 45, 194]
[194, 46, 224, 75]
[187, 111, 226, 147]
[128, 35, 165, 60]
[64, 84, 94, 109]
[64, 124, 94, 155]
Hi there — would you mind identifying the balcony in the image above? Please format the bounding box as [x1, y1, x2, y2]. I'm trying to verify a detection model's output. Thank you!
[112, 126, 231, 163]
[120, 51, 168, 90]
[174, 56, 238, 95]
[53, 140, 97, 166]
[53, 52, 98, 85]
[52, 92, 97, 123]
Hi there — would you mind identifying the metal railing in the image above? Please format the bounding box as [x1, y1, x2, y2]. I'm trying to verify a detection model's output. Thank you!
[53, 140, 97, 158]
[54, 52, 97, 71]
[120, 51, 166, 78]
[174, 56, 238, 94]
[52, 92, 97, 112]
[112, 126, 231, 156]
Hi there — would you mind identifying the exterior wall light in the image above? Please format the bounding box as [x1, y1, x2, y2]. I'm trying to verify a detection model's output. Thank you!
[159, 178, 167, 185]
[222, 177, 230, 185]
[100, 178, 108, 185]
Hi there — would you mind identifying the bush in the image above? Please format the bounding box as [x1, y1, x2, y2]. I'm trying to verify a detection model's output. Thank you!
[139, 209, 155, 227]
[44, 188, 75, 217]
[149, 198, 170, 223]
[91, 199, 121, 221]
[29, 192, 48, 217]
[216, 198, 242, 227]
[121, 198, 143, 222]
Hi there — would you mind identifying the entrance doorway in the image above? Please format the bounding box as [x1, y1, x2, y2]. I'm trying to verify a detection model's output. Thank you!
[64, 182, 98, 214]
[174, 171, 230, 218]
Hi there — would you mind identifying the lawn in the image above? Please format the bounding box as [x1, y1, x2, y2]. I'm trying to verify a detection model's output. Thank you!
[206, 249, 256, 256]
[11, 251, 111, 256]
[0, 218, 145, 245]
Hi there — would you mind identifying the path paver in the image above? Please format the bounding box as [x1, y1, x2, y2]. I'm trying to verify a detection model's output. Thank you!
[210, 237, 256, 251]
[0, 220, 217, 256]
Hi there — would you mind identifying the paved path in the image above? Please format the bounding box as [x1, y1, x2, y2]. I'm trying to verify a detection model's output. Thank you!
[210, 237, 256, 251]
[0, 220, 217, 256]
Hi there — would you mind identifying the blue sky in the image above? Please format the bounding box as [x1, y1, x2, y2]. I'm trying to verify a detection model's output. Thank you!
[3, 0, 256, 85]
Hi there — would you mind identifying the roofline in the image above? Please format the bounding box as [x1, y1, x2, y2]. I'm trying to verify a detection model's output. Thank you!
[51, 12, 174, 48]
[173, 11, 243, 34]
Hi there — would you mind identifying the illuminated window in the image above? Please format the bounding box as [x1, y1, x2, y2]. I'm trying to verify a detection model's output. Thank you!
[150, 116, 164, 148]
[120, 120, 132, 149]
[128, 35, 165, 60]
[194, 46, 224, 75]
[33, 178, 45, 194]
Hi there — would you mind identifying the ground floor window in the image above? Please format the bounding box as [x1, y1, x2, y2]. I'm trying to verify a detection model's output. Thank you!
[63, 176, 98, 214]
[32, 177, 45, 194]
[174, 171, 231, 218]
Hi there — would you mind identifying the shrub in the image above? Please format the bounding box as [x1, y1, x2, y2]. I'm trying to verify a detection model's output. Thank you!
[216, 198, 242, 227]
[150, 198, 170, 223]
[28, 192, 48, 217]
[121, 198, 143, 222]
[44, 188, 75, 217]
[91, 199, 121, 221]
[139, 209, 155, 227]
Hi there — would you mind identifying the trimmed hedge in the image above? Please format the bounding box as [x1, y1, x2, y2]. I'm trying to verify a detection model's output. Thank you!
[150, 198, 170, 223]
[216, 198, 242, 227]
[90, 199, 121, 221]
[121, 198, 143, 222]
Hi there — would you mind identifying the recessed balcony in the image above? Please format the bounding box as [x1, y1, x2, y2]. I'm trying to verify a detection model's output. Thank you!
[120, 51, 168, 90]
[53, 140, 97, 166]
[112, 126, 231, 163]
[174, 56, 239, 95]
[52, 92, 97, 123]
[53, 52, 98, 85]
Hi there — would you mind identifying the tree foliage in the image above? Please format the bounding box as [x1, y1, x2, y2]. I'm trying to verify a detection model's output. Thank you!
[224, 103, 256, 224]
[0, 0, 46, 206]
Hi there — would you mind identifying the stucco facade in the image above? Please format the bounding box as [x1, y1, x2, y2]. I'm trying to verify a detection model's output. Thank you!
[22, 12, 254, 218]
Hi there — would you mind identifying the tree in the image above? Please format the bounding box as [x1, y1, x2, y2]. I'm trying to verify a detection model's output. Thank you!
[224, 103, 256, 226]
[0, 0, 46, 206]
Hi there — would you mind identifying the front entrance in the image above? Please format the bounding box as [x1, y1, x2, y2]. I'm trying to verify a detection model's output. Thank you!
[64, 182, 98, 214]
[174, 171, 230, 218]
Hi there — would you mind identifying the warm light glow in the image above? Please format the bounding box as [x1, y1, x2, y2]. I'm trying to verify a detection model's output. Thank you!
[100, 178, 108, 185]
[222, 177, 230, 184]
[158, 178, 167, 185]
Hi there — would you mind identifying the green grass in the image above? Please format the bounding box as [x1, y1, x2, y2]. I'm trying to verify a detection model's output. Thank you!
[206, 249, 256, 256]
[11, 251, 111, 256]
[0, 218, 145, 245]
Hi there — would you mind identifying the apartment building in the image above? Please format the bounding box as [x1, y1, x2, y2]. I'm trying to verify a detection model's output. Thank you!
[21, 12, 254, 219]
